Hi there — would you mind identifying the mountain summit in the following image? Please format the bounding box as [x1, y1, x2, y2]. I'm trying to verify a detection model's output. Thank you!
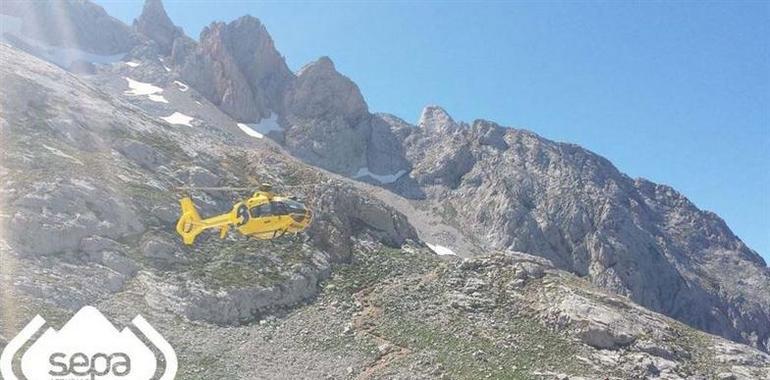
[133, 0, 182, 54]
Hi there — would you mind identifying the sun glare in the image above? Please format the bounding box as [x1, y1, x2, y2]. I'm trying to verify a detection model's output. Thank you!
[0, 133, 15, 340]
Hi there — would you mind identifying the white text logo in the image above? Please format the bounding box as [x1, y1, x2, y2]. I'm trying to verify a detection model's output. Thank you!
[0, 306, 177, 380]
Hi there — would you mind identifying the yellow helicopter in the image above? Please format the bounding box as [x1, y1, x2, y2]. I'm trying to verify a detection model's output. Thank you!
[175, 184, 313, 245]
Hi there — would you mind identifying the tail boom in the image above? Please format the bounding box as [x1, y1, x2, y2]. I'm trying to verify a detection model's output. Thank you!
[176, 197, 234, 245]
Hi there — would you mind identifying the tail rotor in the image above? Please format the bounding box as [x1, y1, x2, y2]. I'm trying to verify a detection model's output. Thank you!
[176, 196, 204, 245]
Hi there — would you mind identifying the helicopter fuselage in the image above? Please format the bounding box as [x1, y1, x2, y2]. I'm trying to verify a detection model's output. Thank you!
[176, 191, 312, 245]
[235, 192, 312, 239]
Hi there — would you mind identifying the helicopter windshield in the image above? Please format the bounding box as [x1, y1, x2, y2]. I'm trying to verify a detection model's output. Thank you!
[250, 200, 305, 217]
[283, 200, 306, 212]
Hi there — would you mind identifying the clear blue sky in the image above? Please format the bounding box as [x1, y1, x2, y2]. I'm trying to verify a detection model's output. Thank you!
[96, 0, 770, 261]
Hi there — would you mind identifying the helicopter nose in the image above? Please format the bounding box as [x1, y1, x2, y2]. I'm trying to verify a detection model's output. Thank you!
[290, 210, 311, 224]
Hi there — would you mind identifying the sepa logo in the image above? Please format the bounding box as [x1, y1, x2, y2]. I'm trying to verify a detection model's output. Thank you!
[1, 306, 177, 380]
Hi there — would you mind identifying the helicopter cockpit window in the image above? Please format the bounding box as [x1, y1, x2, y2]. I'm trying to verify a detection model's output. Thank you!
[283, 200, 306, 212]
[250, 203, 273, 217]
[270, 201, 288, 216]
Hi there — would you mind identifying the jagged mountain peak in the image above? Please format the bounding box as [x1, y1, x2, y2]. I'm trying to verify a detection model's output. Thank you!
[140, 0, 168, 16]
[133, 0, 182, 54]
[285, 56, 368, 123]
[230, 14, 265, 29]
[297, 56, 336, 75]
[169, 11, 293, 122]
[418, 105, 458, 131]
[202, 14, 269, 42]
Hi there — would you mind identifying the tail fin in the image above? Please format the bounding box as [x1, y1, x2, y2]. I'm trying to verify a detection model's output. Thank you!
[176, 196, 204, 245]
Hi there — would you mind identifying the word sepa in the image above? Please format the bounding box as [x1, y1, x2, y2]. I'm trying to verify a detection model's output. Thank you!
[50, 352, 131, 379]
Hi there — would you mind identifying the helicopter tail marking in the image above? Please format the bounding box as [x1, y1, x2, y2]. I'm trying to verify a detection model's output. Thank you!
[176, 196, 204, 245]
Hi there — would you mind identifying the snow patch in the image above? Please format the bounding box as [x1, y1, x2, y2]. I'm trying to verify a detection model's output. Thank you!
[147, 94, 168, 103]
[353, 167, 406, 184]
[253, 113, 282, 134]
[124, 77, 168, 103]
[237, 123, 264, 139]
[161, 112, 195, 127]
[237, 113, 282, 139]
[173, 81, 189, 91]
[124, 77, 162, 96]
[426, 243, 457, 256]
[125, 61, 140, 68]
[163, 64, 171, 72]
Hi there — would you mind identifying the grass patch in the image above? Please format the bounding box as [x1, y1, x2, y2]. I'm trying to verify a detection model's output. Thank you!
[325, 246, 440, 296]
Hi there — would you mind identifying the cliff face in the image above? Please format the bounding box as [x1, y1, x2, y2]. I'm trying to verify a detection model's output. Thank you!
[132, 0, 183, 55]
[170, 16, 294, 122]
[384, 107, 770, 351]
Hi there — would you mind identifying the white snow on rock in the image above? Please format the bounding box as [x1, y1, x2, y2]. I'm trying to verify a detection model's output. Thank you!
[124, 77, 162, 95]
[125, 61, 140, 67]
[173, 81, 189, 91]
[161, 112, 195, 127]
[353, 167, 407, 184]
[426, 243, 457, 256]
[237, 113, 282, 139]
[253, 113, 282, 134]
[147, 94, 168, 103]
[124, 77, 168, 103]
[237, 123, 264, 139]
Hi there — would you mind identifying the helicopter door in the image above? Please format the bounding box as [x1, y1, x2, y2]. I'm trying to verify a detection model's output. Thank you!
[271, 201, 289, 216]
[251, 203, 273, 223]
[250, 204, 272, 220]
[248, 203, 280, 236]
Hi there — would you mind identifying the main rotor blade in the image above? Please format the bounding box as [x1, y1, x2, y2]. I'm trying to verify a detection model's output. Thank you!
[176, 181, 335, 192]
[175, 186, 253, 191]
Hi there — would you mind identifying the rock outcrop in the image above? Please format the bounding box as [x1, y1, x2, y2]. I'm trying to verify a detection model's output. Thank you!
[281, 57, 372, 174]
[172, 15, 294, 122]
[384, 106, 770, 352]
[284, 57, 368, 123]
[132, 0, 183, 55]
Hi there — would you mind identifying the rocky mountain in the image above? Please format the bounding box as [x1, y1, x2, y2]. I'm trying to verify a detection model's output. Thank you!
[378, 106, 770, 353]
[0, 0, 768, 378]
[170, 15, 294, 122]
[281, 57, 372, 174]
[0, 39, 415, 334]
[133, 0, 183, 55]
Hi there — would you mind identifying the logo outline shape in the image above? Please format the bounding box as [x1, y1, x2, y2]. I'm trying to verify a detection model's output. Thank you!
[0, 306, 177, 380]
